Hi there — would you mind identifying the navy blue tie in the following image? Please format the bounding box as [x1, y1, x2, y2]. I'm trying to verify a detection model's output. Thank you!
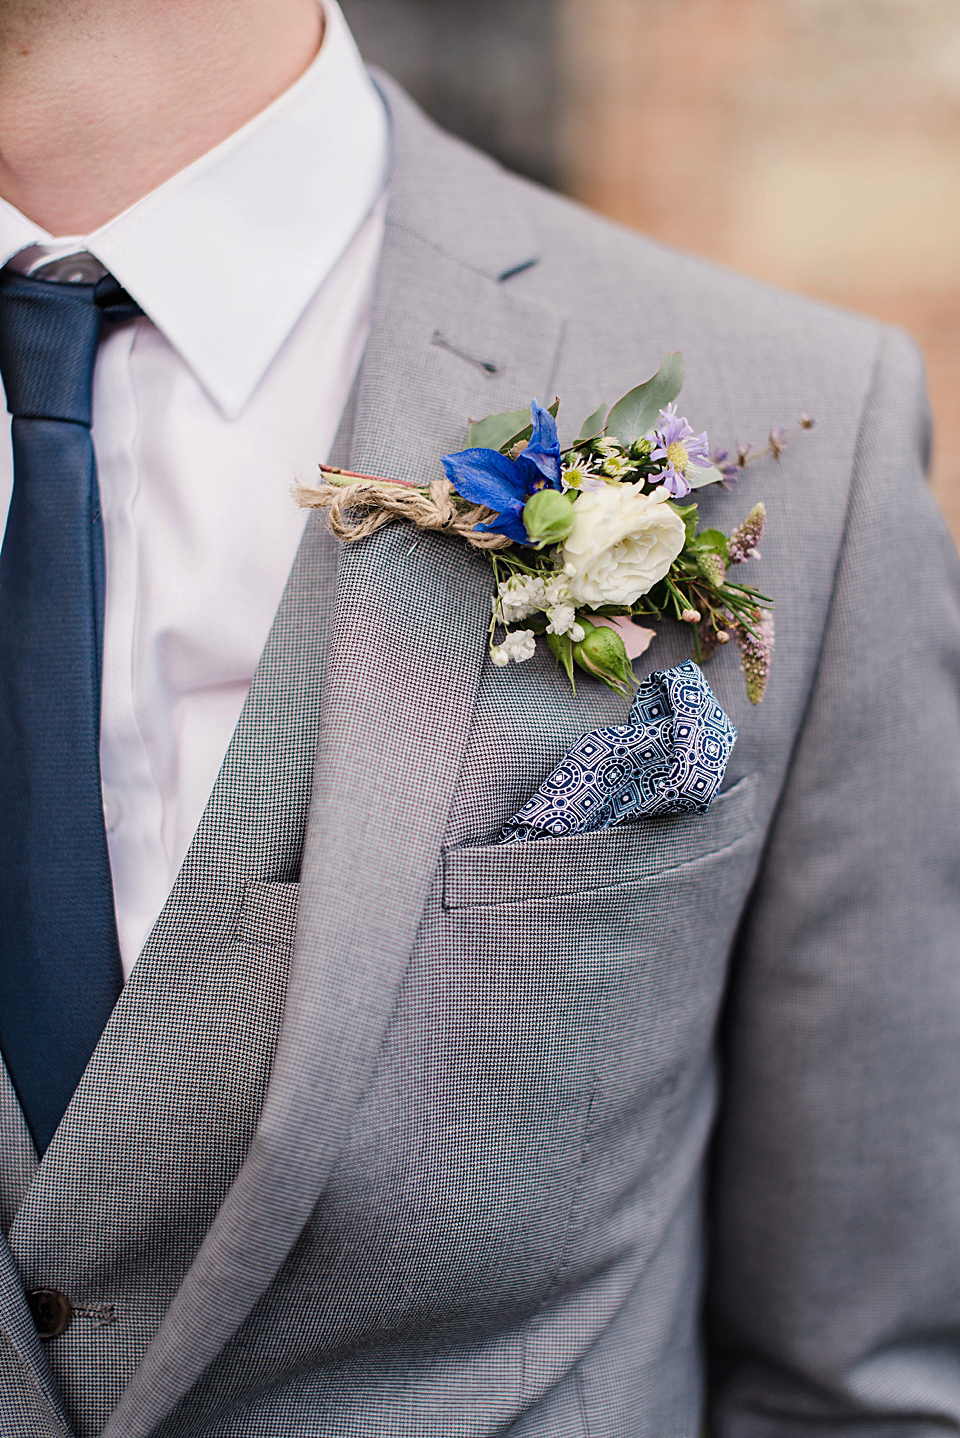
[0, 264, 141, 1154]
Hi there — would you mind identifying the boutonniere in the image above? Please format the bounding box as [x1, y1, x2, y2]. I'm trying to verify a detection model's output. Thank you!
[297, 354, 812, 705]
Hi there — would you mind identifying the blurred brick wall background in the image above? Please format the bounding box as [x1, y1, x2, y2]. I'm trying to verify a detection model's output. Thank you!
[342, 0, 960, 544]
[339, 0, 560, 187]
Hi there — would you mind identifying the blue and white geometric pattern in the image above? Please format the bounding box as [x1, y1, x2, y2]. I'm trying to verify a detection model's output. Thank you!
[497, 660, 736, 844]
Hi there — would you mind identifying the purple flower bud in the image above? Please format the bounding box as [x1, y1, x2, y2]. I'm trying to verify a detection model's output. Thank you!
[769, 426, 789, 460]
[727, 502, 766, 565]
[710, 447, 741, 486]
[732, 607, 774, 704]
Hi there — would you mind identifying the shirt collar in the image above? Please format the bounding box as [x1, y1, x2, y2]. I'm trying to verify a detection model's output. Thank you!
[0, 0, 389, 418]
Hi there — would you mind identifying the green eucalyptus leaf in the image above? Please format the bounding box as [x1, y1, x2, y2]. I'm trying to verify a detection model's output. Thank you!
[502, 398, 561, 453]
[468, 396, 557, 451]
[686, 462, 725, 490]
[509, 424, 534, 450]
[503, 423, 533, 451]
[467, 407, 531, 452]
[692, 528, 729, 557]
[578, 402, 609, 442]
[605, 352, 684, 446]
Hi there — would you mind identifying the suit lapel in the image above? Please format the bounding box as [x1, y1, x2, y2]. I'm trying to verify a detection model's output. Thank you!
[103, 85, 563, 1438]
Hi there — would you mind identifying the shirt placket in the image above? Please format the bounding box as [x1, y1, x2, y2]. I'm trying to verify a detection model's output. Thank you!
[95, 320, 171, 977]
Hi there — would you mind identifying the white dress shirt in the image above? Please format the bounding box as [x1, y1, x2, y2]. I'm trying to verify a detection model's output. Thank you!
[0, 0, 389, 977]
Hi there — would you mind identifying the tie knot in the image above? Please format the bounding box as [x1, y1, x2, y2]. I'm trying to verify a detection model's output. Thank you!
[0, 267, 141, 425]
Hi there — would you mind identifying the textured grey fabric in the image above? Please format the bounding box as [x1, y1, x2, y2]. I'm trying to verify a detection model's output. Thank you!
[1, 73, 959, 1438]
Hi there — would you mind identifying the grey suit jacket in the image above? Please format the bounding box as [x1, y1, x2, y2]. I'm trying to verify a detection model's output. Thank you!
[2, 75, 959, 1438]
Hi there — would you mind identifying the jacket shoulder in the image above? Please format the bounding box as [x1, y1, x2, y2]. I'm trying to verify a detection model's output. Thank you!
[375, 68, 891, 377]
[507, 171, 891, 384]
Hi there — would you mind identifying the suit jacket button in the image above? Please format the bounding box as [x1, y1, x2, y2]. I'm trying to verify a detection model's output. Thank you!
[27, 1289, 73, 1338]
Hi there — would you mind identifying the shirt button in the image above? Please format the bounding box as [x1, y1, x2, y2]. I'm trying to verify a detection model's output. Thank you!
[102, 792, 119, 832]
[29, 251, 107, 285]
[27, 1289, 73, 1338]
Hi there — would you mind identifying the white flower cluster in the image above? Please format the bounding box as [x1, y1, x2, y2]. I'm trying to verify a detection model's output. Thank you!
[545, 603, 584, 642]
[561, 452, 613, 495]
[593, 439, 632, 479]
[496, 574, 546, 623]
[495, 574, 584, 628]
[563, 436, 649, 491]
[492, 575, 585, 666]
[490, 629, 536, 667]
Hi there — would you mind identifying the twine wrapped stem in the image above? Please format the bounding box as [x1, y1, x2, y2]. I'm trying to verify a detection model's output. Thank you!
[294, 468, 513, 551]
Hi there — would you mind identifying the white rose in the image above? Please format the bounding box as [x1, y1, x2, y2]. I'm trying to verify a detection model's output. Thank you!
[561, 483, 686, 607]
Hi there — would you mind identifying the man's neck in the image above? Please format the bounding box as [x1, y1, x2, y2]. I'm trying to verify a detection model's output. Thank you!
[0, 0, 324, 235]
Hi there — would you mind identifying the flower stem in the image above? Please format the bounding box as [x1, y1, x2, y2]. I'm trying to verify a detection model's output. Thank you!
[319, 465, 422, 489]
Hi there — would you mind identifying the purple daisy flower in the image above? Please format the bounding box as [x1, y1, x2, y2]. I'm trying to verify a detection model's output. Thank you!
[648, 403, 712, 499]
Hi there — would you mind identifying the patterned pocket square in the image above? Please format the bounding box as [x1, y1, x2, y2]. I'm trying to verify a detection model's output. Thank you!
[497, 660, 736, 844]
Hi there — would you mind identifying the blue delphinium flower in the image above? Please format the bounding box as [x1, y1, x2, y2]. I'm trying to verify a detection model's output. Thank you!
[441, 400, 562, 546]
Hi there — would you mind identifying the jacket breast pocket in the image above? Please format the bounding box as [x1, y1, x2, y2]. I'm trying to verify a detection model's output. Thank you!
[235, 878, 301, 956]
[442, 773, 759, 909]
